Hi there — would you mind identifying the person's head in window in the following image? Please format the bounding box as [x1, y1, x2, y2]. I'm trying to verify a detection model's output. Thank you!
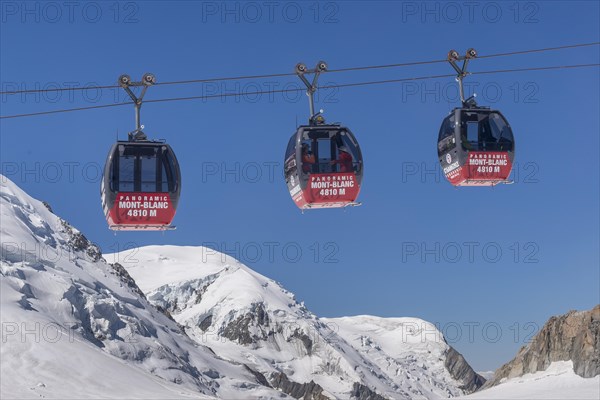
[301, 143, 315, 173]
[331, 145, 353, 173]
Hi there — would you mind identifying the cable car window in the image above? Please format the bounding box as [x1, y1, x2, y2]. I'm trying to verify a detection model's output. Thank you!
[438, 115, 455, 141]
[284, 135, 298, 180]
[438, 115, 456, 155]
[109, 155, 117, 191]
[163, 150, 178, 192]
[338, 134, 355, 157]
[160, 157, 169, 192]
[285, 135, 296, 160]
[141, 156, 157, 192]
[316, 138, 332, 173]
[300, 141, 316, 175]
[477, 117, 493, 151]
[338, 132, 359, 172]
[489, 114, 514, 151]
[118, 155, 135, 192]
[467, 121, 478, 144]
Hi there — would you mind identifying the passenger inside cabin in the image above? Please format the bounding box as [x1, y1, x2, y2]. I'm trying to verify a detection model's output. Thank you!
[330, 146, 353, 173]
[301, 143, 315, 173]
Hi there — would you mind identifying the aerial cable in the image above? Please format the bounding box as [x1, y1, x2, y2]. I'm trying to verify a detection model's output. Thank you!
[1, 63, 599, 120]
[1, 42, 598, 96]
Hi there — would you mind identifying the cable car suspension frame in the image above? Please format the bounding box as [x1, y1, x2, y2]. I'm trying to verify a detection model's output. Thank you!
[295, 61, 328, 124]
[447, 48, 478, 106]
[118, 73, 156, 141]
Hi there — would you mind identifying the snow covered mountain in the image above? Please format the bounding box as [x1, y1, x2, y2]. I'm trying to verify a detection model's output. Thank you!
[483, 305, 600, 387]
[1, 174, 483, 399]
[458, 305, 600, 399]
[322, 316, 485, 395]
[0, 176, 286, 399]
[109, 245, 485, 399]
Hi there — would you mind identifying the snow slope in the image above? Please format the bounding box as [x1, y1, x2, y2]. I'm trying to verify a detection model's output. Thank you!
[322, 315, 479, 398]
[1, 174, 485, 399]
[111, 245, 484, 399]
[457, 361, 600, 399]
[0, 175, 285, 399]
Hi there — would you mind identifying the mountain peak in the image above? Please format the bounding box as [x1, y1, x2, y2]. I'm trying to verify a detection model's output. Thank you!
[113, 243, 486, 398]
[0, 175, 286, 399]
[2, 175, 484, 399]
[483, 305, 600, 389]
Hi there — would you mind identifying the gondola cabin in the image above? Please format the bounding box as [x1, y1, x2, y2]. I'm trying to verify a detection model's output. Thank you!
[284, 124, 363, 209]
[438, 107, 515, 186]
[101, 141, 181, 230]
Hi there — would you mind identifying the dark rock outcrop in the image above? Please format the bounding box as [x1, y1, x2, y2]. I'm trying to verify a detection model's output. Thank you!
[221, 302, 271, 345]
[288, 327, 314, 355]
[243, 365, 271, 388]
[350, 382, 388, 400]
[444, 346, 486, 393]
[110, 262, 147, 300]
[270, 372, 330, 400]
[199, 314, 213, 331]
[60, 219, 102, 262]
[42, 200, 53, 213]
[483, 304, 600, 388]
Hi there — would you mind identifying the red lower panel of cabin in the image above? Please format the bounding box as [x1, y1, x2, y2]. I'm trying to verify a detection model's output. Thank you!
[107, 192, 175, 230]
[446, 152, 512, 187]
[293, 173, 360, 209]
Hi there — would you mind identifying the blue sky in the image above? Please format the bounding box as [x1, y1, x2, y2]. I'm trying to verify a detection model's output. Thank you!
[1, 1, 599, 371]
